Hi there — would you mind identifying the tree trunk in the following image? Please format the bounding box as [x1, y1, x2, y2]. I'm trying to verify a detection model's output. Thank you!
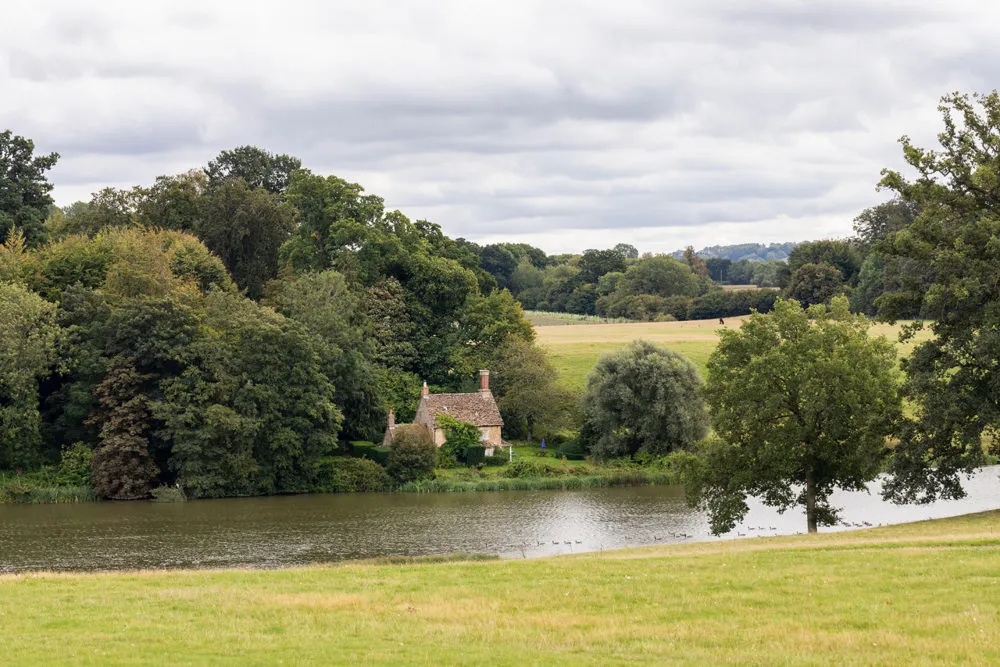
[805, 467, 817, 534]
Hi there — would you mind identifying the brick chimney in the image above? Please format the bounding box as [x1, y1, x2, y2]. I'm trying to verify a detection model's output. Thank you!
[479, 369, 490, 392]
[422, 381, 429, 398]
[387, 408, 395, 429]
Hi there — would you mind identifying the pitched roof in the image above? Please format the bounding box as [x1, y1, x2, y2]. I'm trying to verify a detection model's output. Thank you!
[424, 391, 503, 427]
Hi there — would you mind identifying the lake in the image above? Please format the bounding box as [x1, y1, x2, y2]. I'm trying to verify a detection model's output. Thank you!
[0, 466, 997, 572]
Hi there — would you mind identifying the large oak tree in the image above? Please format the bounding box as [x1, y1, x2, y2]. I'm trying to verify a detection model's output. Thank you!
[692, 297, 901, 534]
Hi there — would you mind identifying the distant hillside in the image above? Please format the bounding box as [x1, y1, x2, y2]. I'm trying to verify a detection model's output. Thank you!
[671, 242, 797, 262]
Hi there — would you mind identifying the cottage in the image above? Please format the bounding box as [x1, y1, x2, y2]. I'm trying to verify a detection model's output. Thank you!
[383, 370, 504, 448]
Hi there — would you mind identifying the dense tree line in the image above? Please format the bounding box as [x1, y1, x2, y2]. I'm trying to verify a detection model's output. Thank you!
[467, 241, 783, 322]
[2, 89, 996, 517]
[0, 138, 569, 499]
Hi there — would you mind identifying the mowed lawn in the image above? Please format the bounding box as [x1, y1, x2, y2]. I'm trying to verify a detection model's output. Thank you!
[537, 317, 930, 391]
[1, 512, 998, 665]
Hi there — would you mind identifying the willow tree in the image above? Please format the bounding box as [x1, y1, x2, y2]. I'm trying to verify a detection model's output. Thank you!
[691, 298, 901, 534]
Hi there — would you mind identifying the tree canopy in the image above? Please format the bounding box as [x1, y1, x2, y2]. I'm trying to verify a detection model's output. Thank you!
[581, 340, 708, 459]
[0, 136, 570, 499]
[876, 90, 1000, 503]
[692, 297, 901, 534]
[0, 130, 59, 246]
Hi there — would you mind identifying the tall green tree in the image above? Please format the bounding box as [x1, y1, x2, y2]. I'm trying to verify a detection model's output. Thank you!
[0, 283, 62, 469]
[265, 270, 383, 441]
[787, 262, 843, 306]
[196, 179, 297, 299]
[486, 335, 573, 440]
[877, 90, 1000, 502]
[692, 298, 901, 534]
[206, 146, 302, 194]
[787, 240, 862, 284]
[0, 130, 59, 246]
[581, 340, 708, 459]
[578, 248, 627, 284]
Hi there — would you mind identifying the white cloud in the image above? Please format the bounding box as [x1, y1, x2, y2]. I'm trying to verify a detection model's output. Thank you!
[3, 0, 998, 253]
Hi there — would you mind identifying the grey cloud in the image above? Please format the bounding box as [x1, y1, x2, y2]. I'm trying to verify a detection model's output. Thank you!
[3, 0, 995, 253]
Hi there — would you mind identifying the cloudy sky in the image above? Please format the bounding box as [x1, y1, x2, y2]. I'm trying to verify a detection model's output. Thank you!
[3, 1, 997, 254]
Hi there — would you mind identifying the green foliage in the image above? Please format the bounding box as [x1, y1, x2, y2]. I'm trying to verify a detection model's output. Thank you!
[206, 146, 302, 194]
[693, 297, 901, 534]
[555, 439, 587, 461]
[480, 335, 574, 440]
[150, 485, 187, 502]
[0, 282, 62, 469]
[787, 262, 844, 306]
[596, 257, 701, 318]
[578, 248, 627, 283]
[350, 442, 391, 467]
[464, 445, 487, 466]
[0, 129, 59, 246]
[876, 91, 1000, 503]
[89, 357, 160, 500]
[265, 270, 384, 441]
[502, 459, 551, 478]
[725, 259, 790, 288]
[436, 414, 481, 464]
[787, 239, 862, 284]
[686, 289, 780, 320]
[0, 131, 572, 503]
[386, 424, 437, 484]
[196, 179, 297, 299]
[155, 290, 341, 497]
[312, 456, 391, 493]
[0, 469, 97, 504]
[56, 442, 93, 487]
[581, 340, 709, 459]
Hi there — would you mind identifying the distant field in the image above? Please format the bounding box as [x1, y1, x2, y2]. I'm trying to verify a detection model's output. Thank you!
[1, 511, 997, 665]
[524, 311, 631, 326]
[537, 317, 930, 391]
[721, 283, 761, 291]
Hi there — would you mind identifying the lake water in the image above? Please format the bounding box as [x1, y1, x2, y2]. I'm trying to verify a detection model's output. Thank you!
[0, 466, 997, 572]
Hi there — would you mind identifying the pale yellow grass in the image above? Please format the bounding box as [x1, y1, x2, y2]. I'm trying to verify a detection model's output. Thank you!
[537, 316, 931, 391]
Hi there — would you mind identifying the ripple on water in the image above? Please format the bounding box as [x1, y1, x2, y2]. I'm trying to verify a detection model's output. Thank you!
[0, 467, 997, 572]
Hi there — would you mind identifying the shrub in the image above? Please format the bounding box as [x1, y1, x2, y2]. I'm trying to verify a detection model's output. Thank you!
[556, 439, 587, 461]
[437, 414, 481, 464]
[350, 441, 391, 467]
[687, 288, 780, 320]
[503, 459, 552, 478]
[313, 456, 391, 493]
[386, 424, 437, 485]
[484, 454, 509, 466]
[151, 485, 186, 502]
[464, 445, 487, 466]
[56, 442, 94, 487]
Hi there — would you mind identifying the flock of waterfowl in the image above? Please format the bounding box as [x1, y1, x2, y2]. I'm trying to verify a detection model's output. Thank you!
[510, 519, 884, 554]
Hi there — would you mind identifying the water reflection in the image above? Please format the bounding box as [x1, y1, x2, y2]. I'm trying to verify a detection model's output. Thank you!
[0, 467, 996, 572]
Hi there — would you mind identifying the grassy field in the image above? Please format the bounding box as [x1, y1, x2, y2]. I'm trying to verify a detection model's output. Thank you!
[525, 310, 632, 326]
[1, 511, 998, 665]
[537, 317, 930, 391]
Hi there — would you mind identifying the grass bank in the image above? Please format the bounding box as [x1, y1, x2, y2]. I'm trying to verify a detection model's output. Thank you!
[0, 471, 97, 504]
[400, 469, 677, 493]
[1, 511, 998, 665]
